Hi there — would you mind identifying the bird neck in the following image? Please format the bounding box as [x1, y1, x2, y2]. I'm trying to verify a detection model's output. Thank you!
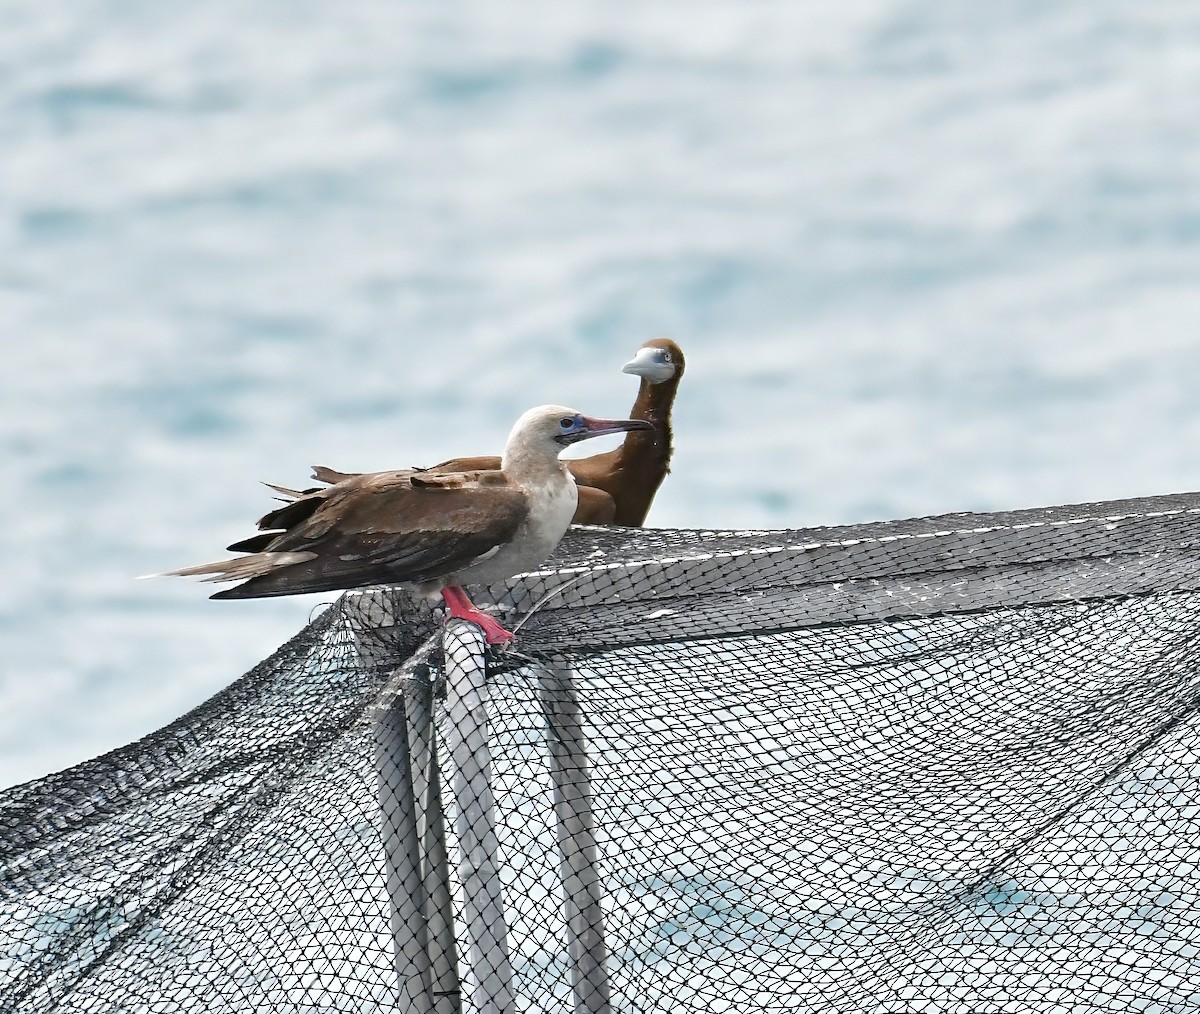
[502, 442, 570, 488]
[628, 378, 676, 457]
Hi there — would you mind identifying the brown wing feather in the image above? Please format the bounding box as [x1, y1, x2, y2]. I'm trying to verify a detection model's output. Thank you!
[213, 469, 528, 598]
[308, 455, 503, 487]
[566, 447, 623, 489]
[572, 484, 617, 524]
[243, 467, 429, 541]
[274, 449, 625, 537]
[427, 454, 502, 472]
[310, 465, 361, 485]
[226, 532, 279, 553]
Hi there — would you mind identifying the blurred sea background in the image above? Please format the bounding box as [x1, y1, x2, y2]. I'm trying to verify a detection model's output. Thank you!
[4, 0, 1200, 789]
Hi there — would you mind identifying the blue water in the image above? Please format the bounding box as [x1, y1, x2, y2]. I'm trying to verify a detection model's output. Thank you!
[4, 1, 1200, 788]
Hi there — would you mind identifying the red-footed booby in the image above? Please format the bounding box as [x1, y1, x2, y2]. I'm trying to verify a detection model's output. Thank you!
[155, 406, 652, 644]
[307, 338, 685, 526]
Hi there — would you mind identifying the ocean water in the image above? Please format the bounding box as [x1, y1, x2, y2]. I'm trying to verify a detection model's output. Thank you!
[4, 0, 1200, 788]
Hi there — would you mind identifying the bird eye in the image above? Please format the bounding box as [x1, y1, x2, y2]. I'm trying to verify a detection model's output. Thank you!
[559, 416, 575, 430]
[661, 351, 673, 363]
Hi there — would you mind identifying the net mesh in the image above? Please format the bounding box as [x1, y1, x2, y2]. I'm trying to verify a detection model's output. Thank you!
[4, 491, 1200, 1013]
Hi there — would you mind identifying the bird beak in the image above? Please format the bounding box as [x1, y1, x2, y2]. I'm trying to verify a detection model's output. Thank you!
[621, 347, 675, 383]
[560, 417, 654, 445]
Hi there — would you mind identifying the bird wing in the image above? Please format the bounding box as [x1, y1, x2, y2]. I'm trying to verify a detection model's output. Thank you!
[310, 464, 363, 485]
[427, 454, 502, 472]
[214, 469, 530, 598]
[572, 484, 617, 524]
[566, 447, 623, 489]
[308, 454, 503, 488]
[284, 454, 612, 532]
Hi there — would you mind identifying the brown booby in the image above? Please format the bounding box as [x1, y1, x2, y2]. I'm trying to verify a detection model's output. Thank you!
[307, 338, 685, 526]
[155, 406, 652, 644]
[568, 336, 684, 525]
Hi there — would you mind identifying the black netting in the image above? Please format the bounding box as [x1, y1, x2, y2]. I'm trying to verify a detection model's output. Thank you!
[5, 492, 1200, 1012]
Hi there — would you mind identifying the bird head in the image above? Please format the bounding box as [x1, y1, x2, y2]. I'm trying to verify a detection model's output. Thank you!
[551, 411, 655, 447]
[503, 405, 653, 471]
[622, 338, 685, 385]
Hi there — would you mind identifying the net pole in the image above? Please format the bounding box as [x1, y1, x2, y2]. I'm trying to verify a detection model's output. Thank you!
[348, 594, 437, 1010]
[443, 619, 515, 1014]
[539, 661, 613, 1014]
[374, 693, 437, 1009]
[406, 670, 463, 1013]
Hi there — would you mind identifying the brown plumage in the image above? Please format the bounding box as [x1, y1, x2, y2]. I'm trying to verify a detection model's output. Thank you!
[212, 467, 529, 598]
[297, 338, 685, 526]
[152, 406, 653, 643]
[568, 337, 684, 525]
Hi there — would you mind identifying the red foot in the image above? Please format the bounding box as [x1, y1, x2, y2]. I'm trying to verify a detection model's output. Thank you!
[440, 586, 515, 645]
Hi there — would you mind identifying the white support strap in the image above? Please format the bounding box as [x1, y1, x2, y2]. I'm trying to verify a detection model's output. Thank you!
[444, 619, 515, 1014]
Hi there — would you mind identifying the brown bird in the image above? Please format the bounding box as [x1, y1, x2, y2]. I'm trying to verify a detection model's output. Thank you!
[151, 406, 652, 644]
[568, 337, 684, 525]
[310, 338, 685, 526]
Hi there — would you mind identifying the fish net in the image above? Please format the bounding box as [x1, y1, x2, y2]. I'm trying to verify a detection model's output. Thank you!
[4, 491, 1200, 1013]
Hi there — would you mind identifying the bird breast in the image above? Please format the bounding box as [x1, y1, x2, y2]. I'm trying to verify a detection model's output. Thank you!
[449, 467, 578, 588]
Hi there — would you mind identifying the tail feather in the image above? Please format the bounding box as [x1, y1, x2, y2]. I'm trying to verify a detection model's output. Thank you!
[226, 531, 283, 553]
[263, 481, 316, 501]
[142, 551, 318, 585]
